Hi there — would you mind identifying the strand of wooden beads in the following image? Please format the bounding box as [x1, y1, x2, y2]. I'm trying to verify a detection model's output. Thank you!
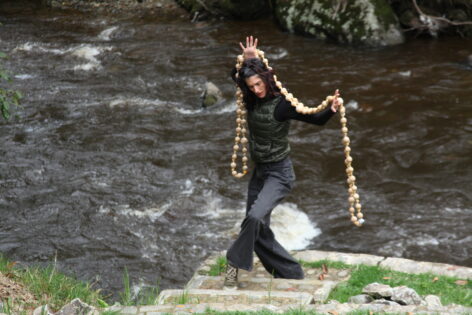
[230, 54, 249, 178]
[340, 104, 364, 227]
[230, 87, 249, 179]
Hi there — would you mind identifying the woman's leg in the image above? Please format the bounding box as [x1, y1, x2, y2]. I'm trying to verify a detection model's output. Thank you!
[226, 163, 303, 279]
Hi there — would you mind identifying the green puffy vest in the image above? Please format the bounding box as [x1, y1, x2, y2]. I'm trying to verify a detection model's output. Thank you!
[247, 96, 291, 163]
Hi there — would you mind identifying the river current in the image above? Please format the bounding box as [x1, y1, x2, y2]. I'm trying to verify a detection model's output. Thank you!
[0, 8, 471, 299]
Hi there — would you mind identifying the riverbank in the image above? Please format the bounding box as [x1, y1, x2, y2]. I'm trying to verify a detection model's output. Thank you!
[2, 250, 471, 314]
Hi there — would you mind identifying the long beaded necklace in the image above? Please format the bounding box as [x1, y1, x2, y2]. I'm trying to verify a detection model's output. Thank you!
[230, 49, 365, 227]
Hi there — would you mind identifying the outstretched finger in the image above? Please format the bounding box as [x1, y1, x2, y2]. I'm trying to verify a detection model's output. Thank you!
[254, 37, 258, 48]
[239, 42, 245, 51]
[250, 35, 254, 47]
[246, 36, 249, 48]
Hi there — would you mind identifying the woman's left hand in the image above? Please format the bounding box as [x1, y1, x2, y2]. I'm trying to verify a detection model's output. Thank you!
[331, 89, 342, 113]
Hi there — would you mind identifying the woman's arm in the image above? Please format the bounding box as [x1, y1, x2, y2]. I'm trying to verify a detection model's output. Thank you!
[274, 97, 336, 125]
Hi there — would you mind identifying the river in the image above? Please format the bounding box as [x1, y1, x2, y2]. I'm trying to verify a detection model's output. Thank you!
[0, 7, 471, 299]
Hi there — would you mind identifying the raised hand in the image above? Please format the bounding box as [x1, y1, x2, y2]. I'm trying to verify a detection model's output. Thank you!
[331, 89, 342, 112]
[239, 35, 258, 60]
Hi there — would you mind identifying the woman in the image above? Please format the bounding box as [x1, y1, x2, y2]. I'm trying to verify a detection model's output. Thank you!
[224, 36, 341, 289]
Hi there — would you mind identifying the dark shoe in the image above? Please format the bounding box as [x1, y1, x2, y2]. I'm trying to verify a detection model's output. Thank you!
[223, 264, 238, 290]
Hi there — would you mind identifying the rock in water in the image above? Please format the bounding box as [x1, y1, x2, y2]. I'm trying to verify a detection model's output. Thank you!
[202, 82, 223, 108]
[391, 285, 424, 305]
[362, 282, 393, 298]
[273, 0, 404, 46]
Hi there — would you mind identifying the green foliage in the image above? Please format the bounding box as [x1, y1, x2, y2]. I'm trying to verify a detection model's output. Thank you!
[208, 256, 228, 276]
[300, 260, 472, 306]
[0, 254, 104, 311]
[300, 259, 351, 270]
[0, 51, 22, 120]
[118, 267, 160, 306]
[119, 267, 133, 306]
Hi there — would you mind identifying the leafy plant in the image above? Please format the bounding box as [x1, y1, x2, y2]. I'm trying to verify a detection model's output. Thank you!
[208, 256, 228, 276]
[119, 267, 133, 306]
[0, 51, 22, 120]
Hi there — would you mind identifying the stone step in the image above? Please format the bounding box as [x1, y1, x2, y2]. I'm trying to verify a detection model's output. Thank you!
[106, 301, 472, 315]
[156, 288, 314, 307]
[186, 275, 338, 302]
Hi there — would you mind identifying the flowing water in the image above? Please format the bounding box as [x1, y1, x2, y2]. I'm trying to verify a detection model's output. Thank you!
[0, 8, 471, 299]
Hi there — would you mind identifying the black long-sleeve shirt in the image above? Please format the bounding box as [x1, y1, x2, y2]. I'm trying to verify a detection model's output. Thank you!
[273, 97, 335, 125]
[231, 67, 336, 126]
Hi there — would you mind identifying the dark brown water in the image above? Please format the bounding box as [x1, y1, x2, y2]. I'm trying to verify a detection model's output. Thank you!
[0, 8, 471, 300]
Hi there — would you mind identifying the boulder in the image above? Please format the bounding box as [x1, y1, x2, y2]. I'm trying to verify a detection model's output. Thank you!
[391, 285, 424, 305]
[362, 282, 393, 298]
[348, 294, 374, 304]
[273, 0, 405, 46]
[175, 0, 270, 20]
[371, 298, 401, 305]
[55, 298, 97, 315]
[424, 294, 442, 308]
[201, 82, 223, 107]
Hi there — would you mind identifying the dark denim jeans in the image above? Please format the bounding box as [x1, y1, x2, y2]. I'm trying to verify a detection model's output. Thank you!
[226, 156, 304, 279]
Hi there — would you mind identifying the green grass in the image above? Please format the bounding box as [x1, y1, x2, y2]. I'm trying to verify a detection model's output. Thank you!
[301, 259, 472, 307]
[208, 256, 228, 276]
[0, 254, 105, 312]
[118, 266, 160, 306]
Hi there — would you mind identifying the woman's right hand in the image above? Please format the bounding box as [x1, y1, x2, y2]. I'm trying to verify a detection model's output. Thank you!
[239, 35, 258, 60]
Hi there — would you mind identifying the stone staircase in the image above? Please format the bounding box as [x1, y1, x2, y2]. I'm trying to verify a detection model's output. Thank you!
[105, 250, 472, 315]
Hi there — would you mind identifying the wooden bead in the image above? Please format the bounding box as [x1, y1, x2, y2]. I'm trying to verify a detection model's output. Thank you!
[233, 145, 239, 151]
[349, 207, 355, 213]
[281, 88, 287, 94]
[340, 117, 347, 124]
[241, 137, 248, 144]
[351, 216, 358, 223]
[357, 213, 363, 219]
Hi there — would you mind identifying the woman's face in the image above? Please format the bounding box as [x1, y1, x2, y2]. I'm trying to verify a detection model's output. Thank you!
[245, 74, 267, 99]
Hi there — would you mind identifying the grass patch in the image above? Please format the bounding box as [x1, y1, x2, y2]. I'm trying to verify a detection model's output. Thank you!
[301, 259, 351, 270]
[0, 254, 105, 312]
[300, 259, 471, 307]
[208, 256, 228, 276]
[119, 266, 160, 306]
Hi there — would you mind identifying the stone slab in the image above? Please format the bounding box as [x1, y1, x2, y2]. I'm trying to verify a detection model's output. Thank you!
[156, 289, 313, 306]
[380, 257, 472, 279]
[293, 250, 385, 266]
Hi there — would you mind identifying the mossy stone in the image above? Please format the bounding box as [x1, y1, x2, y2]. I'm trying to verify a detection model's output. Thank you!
[274, 0, 405, 46]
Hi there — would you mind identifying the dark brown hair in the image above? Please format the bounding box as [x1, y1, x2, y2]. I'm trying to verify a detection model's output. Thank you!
[232, 58, 280, 111]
